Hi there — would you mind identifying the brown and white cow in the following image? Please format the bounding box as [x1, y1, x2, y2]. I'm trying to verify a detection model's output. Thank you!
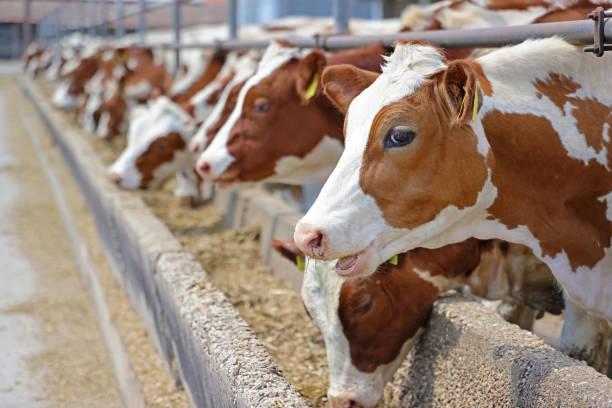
[294, 38, 612, 365]
[196, 41, 389, 185]
[274, 237, 562, 407]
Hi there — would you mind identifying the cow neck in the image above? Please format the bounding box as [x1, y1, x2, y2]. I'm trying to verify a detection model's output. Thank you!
[172, 52, 226, 104]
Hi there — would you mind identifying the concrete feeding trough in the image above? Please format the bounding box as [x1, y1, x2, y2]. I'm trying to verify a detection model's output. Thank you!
[20, 77, 612, 407]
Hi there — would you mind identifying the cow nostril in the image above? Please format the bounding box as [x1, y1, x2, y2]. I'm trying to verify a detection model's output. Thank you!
[348, 400, 362, 408]
[197, 162, 212, 177]
[308, 232, 323, 250]
[108, 171, 122, 185]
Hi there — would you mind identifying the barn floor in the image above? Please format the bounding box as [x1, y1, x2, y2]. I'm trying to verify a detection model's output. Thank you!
[0, 67, 123, 407]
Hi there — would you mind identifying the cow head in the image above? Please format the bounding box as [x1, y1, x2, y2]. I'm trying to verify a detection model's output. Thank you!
[108, 96, 197, 189]
[294, 41, 491, 278]
[273, 238, 447, 408]
[196, 41, 345, 186]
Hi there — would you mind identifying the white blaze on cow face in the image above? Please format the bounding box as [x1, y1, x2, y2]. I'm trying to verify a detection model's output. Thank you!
[108, 96, 196, 189]
[190, 51, 260, 153]
[196, 42, 304, 181]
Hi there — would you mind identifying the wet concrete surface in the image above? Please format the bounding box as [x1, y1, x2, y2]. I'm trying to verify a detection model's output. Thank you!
[0, 72, 122, 407]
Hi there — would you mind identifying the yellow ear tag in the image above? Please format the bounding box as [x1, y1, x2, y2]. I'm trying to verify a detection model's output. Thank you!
[389, 254, 399, 266]
[297, 255, 306, 272]
[304, 72, 319, 100]
[457, 84, 479, 122]
[117, 52, 125, 64]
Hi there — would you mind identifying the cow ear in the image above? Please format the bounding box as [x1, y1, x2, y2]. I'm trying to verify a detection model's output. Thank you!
[322, 64, 379, 115]
[271, 238, 304, 266]
[295, 50, 326, 104]
[438, 60, 483, 126]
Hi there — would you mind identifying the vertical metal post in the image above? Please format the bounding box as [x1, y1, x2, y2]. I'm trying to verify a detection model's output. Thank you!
[333, 0, 351, 34]
[101, 0, 108, 37]
[116, 0, 125, 38]
[23, 0, 32, 50]
[139, 0, 146, 43]
[173, 0, 181, 73]
[228, 0, 238, 38]
[78, 0, 85, 35]
[55, 8, 61, 42]
[89, 0, 96, 36]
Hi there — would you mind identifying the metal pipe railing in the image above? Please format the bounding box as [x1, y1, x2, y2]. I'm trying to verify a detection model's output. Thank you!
[131, 18, 611, 51]
[116, 0, 125, 38]
[173, 0, 181, 72]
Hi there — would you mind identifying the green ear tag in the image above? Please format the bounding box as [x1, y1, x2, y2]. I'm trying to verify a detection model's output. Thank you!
[304, 72, 319, 100]
[297, 255, 306, 272]
[389, 254, 398, 266]
[471, 83, 479, 122]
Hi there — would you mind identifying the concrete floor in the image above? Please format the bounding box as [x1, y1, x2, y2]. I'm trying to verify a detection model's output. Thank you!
[0, 64, 122, 407]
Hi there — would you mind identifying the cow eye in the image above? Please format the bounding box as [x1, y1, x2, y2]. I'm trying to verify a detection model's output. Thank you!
[253, 97, 269, 113]
[154, 141, 167, 151]
[354, 297, 373, 314]
[383, 126, 416, 148]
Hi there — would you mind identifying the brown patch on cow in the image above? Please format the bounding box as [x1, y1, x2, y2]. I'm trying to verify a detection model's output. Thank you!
[359, 70, 488, 229]
[533, 0, 612, 23]
[485, 0, 549, 10]
[339, 254, 438, 373]
[135, 132, 186, 187]
[483, 111, 612, 270]
[408, 238, 482, 278]
[535, 73, 612, 152]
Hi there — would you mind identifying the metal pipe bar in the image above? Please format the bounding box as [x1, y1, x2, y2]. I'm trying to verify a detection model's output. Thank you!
[138, 0, 146, 42]
[132, 19, 612, 52]
[23, 0, 32, 49]
[173, 0, 181, 73]
[101, 0, 108, 37]
[333, 0, 350, 34]
[89, 0, 96, 36]
[116, 0, 124, 37]
[228, 0, 237, 39]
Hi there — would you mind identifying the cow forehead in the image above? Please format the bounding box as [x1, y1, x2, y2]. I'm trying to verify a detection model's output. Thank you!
[345, 43, 446, 153]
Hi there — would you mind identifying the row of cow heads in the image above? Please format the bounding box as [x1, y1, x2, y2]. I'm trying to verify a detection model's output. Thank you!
[194, 41, 391, 187]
